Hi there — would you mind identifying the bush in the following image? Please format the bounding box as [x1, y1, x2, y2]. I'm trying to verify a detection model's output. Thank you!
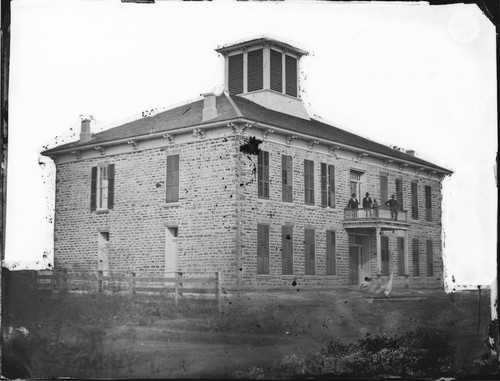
[237, 327, 454, 378]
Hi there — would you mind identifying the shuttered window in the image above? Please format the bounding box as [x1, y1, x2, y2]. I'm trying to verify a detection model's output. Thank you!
[425, 186, 432, 221]
[258, 151, 270, 199]
[396, 179, 403, 211]
[411, 182, 418, 219]
[380, 175, 388, 208]
[426, 240, 433, 276]
[381, 236, 389, 275]
[321, 163, 335, 208]
[304, 229, 315, 275]
[397, 237, 405, 275]
[166, 155, 179, 203]
[326, 231, 336, 275]
[91, 164, 115, 211]
[282, 155, 293, 203]
[304, 160, 314, 205]
[285, 55, 297, 97]
[228, 53, 244, 95]
[257, 224, 269, 274]
[412, 238, 420, 276]
[282, 226, 293, 275]
[247, 49, 263, 92]
[270, 49, 283, 93]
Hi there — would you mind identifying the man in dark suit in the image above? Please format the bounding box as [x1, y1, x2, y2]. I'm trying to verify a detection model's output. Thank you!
[347, 193, 359, 209]
[362, 192, 373, 217]
[385, 194, 399, 220]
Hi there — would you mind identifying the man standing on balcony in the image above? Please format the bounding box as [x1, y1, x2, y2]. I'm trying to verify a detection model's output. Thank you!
[385, 194, 399, 220]
[348, 193, 359, 209]
[363, 192, 373, 217]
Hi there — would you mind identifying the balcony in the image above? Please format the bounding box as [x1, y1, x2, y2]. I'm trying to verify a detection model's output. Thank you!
[342, 207, 410, 230]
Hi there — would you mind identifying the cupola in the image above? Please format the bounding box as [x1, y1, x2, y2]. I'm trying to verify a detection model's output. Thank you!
[216, 37, 310, 120]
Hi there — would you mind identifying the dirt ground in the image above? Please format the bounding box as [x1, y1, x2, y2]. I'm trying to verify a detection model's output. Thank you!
[3, 287, 492, 378]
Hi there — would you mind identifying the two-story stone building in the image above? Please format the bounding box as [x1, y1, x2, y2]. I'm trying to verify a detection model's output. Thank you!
[42, 37, 452, 290]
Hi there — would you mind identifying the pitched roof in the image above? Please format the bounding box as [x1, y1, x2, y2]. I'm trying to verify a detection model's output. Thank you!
[42, 93, 451, 174]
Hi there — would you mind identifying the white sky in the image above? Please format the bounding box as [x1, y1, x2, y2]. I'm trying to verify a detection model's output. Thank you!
[5, 0, 497, 289]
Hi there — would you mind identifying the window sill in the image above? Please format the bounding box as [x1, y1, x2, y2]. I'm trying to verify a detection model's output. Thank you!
[95, 209, 109, 215]
[161, 202, 180, 208]
[256, 274, 271, 277]
[304, 204, 317, 210]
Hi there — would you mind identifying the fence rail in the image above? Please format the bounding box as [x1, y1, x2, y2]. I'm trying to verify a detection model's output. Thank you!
[344, 207, 408, 222]
[36, 270, 221, 309]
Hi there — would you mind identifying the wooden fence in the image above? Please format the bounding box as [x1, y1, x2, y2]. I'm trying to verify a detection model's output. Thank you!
[36, 270, 221, 309]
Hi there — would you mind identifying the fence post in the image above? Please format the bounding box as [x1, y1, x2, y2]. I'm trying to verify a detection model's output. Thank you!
[97, 270, 103, 294]
[174, 272, 179, 307]
[215, 271, 221, 312]
[129, 272, 136, 295]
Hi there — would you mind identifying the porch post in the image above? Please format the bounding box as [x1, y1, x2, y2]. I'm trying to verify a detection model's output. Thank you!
[376, 227, 381, 274]
[404, 230, 409, 275]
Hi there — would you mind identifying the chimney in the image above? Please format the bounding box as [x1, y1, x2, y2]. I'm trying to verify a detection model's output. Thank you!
[80, 118, 92, 143]
[202, 93, 217, 121]
[406, 149, 415, 156]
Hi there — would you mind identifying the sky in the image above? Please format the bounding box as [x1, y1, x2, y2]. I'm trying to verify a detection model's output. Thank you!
[4, 0, 497, 290]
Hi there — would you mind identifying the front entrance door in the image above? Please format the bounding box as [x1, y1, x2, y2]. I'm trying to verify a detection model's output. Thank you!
[349, 236, 370, 285]
[165, 227, 178, 274]
[349, 246, 360, 285]
[97, 232, 110, 276]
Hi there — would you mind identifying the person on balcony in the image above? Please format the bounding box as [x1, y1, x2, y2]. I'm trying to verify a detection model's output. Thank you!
[347, 193, 359, 209]
[385, 194, 399, 220]
[363, 192, 373, 217]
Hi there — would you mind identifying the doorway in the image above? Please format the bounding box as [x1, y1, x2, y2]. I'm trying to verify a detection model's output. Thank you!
[165, 227, 178, 274]
[97, 231, 110, 276]
[349, 235, 370, 285]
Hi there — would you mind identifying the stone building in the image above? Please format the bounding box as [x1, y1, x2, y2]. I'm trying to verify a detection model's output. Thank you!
[42, 37, 452, 290]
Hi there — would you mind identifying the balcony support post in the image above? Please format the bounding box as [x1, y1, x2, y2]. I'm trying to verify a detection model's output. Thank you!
[376, 226, 382, 274]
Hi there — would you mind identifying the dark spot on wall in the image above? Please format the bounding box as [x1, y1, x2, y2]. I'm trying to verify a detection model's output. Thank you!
[291, 279, 297, 286]
[239, 136, 262, 155]
[155, 182, 162, 188]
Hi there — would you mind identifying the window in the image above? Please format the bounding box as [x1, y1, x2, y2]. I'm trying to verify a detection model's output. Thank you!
[381, 236, 389, 275]
[321, 163, 335, 208]
[411, 182, 419, 219]
[326, 231, 336, 275]
[396, 179, 403, 211]
[304, 160, 315, 205]
[304, 229, 315, 275]
[380, 175, 388, 208]
[228, 53, 244, 94]
[257, 224, 269, 274]
[412, 238, 420, 276]
[285, 55, 298, 97]
[426, 240, 433, 276]
[282, 226, 293, 275]
[425, 186, 432, 221]
[350, 170, 363, 200]
[282, 155, 293, 202]
[247, 49, 263, 92]
[397, 237, 405, 275]
[91, 164, 115, 211]
[270, 49, 283, 93]
[258, 151, 270, 199]
[166, 155, 179, 203]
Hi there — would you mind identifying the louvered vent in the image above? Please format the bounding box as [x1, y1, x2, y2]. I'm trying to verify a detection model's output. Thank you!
[228, 53, 244, 94]
[270, 49, 283, 92]
[285, 55, 297, 97]
[247, 49, 263, 92]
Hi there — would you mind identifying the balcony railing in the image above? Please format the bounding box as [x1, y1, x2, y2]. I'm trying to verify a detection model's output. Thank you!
[344, 207, 408, 222]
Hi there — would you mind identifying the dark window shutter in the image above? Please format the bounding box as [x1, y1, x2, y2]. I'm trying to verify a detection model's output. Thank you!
[90, 166, 97, 211]
[396, 179, 403, 211]
[320, 163, 327, 208]
[228, 53, 244, 94]
[381, 236, 389, 275]
[425, 186, 432, 221]
[304, 160, 314, 205]
[412, 238, 420, 276]
[411, 182, 418, 219]
[257, 224, 269, 274]
[107, 164, 115, 209]
[258, 151, 269, 199]
[397, 237, 405, 275]
[166, 155, 179, 203]
[426, 240, 433, 276]
[326, 231, 336, 275]
[282, 226, 293, 275]
[270, 49, 283, 92]
[380, 175, 388, 209]
[247, 49, 263, 92]
[305, 229, 315, 275]
[285, 55, 297, 97]
[328, 165, 335, 208]
[282, 155, 293, 203]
